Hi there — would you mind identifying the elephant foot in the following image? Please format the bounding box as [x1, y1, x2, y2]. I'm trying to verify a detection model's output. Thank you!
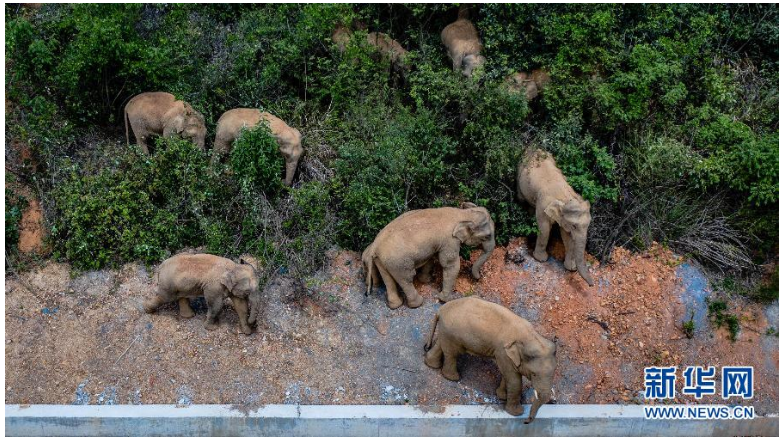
[496, 385, 507, 400]
[407, 295, 424, 309]
[142, 300, 157, 314]
[204, 320, 219, 331]
[424, 352, 443, 369]
[505, 402, 524, 417]
[179, 307, 195, 319]
[437, 292, 455, 303]
[533, 249, 549, 262]
[441, 369, 460, 381]
[387, 297, 404, 310]
[239, 325, 253, 335]
[563, 259, 576, 271]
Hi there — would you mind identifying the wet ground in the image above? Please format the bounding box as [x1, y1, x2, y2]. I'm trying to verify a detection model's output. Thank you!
[4, 238, 778, 414]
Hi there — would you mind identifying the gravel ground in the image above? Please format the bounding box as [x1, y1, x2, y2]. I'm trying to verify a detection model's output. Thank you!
[5, 238, 778, 415]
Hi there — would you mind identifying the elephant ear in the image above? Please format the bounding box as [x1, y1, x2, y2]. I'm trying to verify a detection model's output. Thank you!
[452, 220, 475, 243]
[543, 200, 565, 225]
[504, 340, 523, 368]
[170, 115, 185, 134]
[220, 269, 237, 294]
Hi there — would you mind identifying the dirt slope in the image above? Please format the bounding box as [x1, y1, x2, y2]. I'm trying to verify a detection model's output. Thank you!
[4, 238, 778, 414]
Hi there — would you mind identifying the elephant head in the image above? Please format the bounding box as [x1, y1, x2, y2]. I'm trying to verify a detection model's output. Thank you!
[453, 203, 496, 279]
[222, 258, 261, 308]
[167, 103, 206, 150]
[504, 336, 557, 423]
[462, 54, 486, 78]
[544, 197, 594, 286]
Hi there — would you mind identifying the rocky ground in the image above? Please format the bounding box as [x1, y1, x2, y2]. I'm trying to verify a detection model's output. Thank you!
[4, 238, 778, 414]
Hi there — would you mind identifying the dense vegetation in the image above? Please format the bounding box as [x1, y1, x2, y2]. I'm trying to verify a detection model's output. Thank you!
[5, 4, 778, 294]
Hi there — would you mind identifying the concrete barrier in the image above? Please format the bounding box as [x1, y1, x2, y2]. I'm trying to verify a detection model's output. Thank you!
[5, 404, 778, 436]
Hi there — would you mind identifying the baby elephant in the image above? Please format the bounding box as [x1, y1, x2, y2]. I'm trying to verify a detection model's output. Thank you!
[213, 109, 304, 186]
[517, 148, 594, 286]
[441, 18, 486, 78]
[363, 203, 495, 309]
[124, 92, 206, 154]
[425, 297, 557, 423]
[144, 254, 260, 335]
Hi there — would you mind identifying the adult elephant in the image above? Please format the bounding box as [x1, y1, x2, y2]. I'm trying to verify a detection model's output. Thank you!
[213, 108, 303, 186]
[124, 92, 206, 154]
[362, 203, 496, 309]
[517, 148, 594, 286]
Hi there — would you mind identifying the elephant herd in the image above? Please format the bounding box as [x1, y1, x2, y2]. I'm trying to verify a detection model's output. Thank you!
[138, 11, 596, 424]
[124, 93, 303, 186]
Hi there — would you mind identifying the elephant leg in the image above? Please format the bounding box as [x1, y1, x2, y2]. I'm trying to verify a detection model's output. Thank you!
[230, 297, 253, 335]
[178, 297, 195, 318]
[389, 265, 423, 308]
[204, 296, 225, 331]
[561, 228, 576, 271]
[416, 259, 434, 284]
[504, 374, 524, 416]
[533, 208, 551, 262]
[424, 340, 444, 369]
[496, 377, 508, 400]
[437, 251, 459, 303]
[441, 342, 461, 381]
[283, 158, 298, 187]
[375, 262, 403, 309]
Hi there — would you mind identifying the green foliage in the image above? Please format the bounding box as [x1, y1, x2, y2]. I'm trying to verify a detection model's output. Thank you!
[229, 121, 285, 201]
[682, 311, 696, 339]
[333, 98, 457, 249]
[5, 3, 778, 280]
[707, 298, 741, 342]
[5, 187, 28, 257]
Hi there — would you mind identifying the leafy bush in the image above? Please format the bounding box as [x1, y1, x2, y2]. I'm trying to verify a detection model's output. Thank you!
[229, 121, 285, 201]
[5, 187, 28, 257]
[4, 3, 778, 290]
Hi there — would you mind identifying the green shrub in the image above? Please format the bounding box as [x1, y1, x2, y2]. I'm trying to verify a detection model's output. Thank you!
[229, 121, 285, 201]
[333, 98, 457, 250]
[5, 187, 28, 257]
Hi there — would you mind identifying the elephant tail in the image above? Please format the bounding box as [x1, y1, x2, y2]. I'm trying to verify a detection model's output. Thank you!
[425, 312, 439, 351]
[362, 245, 377, 297]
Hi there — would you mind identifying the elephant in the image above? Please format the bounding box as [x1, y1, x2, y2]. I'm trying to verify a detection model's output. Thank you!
[504, 69, 551, 101]
[332, 24, 352, 53]
[144, 253, 260, 335]
[367, 32, 411, 73]
[333, 26, 411, 74]
[124, 92, 206, 154]
[362, 203, 496, 309]
[517, 148, 594, 286]
[441, 18, 486, 78]
[213, 108, 304, 186]
[425, 297, 557, 423]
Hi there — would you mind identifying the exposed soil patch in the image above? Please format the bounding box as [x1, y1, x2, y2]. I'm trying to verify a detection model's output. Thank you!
[18, 197, 45, 254]
[4, 239, 778, 414]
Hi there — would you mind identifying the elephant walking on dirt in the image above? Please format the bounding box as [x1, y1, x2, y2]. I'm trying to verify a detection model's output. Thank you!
[362, 203, 496, 309]
[144, 253, 261, 335]
[517, 148, 594, 286]
[425, 297, 557, 423]
[124, 92, 206, 154]
[213, 108, 304, 186]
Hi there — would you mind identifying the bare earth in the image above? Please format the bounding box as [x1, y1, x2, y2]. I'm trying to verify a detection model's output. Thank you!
[5, 238, 778, 414]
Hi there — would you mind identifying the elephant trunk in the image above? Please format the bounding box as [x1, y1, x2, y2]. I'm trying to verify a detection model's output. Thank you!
[471, 237, 495, 279]
[525, 387, 553, 424]
[575, 238, 594, 286]
[248, 292, 262, 325]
